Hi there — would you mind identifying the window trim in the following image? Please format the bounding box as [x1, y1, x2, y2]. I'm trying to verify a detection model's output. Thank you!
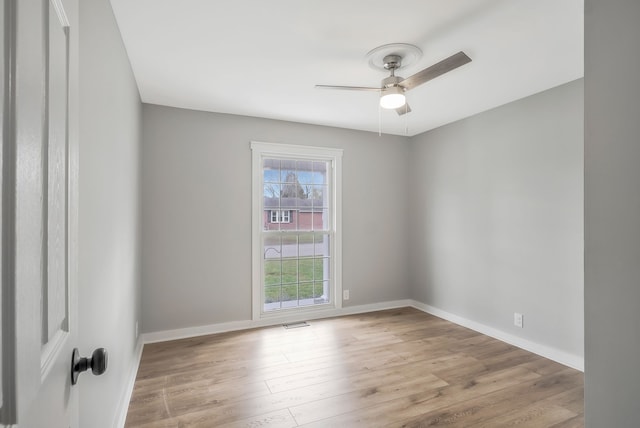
[251, 141, 343, 320]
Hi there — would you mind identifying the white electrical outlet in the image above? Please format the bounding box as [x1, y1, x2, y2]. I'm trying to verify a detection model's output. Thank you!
[343, 290, 350, 300]
[135, 321, 139, 338]
[514, 312, 524, 328]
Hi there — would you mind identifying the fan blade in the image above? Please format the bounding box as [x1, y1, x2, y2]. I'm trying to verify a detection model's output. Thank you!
[315, 84, 381, 92]
[396, 103, 412, 116]
[399, 51, 471, 91]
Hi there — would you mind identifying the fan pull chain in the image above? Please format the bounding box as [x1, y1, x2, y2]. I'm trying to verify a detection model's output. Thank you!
[378, 104, 382, 137]
[405, 103, 409, 135]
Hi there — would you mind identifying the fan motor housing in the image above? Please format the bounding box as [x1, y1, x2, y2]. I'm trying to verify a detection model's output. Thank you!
[382, 75, 403, 89]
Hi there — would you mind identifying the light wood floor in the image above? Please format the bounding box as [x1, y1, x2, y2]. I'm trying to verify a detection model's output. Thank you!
[125, 307, 584, 427]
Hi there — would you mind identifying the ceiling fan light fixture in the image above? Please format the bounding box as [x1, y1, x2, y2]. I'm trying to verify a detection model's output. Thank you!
[380, 86, 406, 109]
[316, 50, 471, 116]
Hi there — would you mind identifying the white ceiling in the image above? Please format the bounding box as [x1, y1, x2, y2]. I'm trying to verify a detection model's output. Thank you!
[110, 0, 583, 137]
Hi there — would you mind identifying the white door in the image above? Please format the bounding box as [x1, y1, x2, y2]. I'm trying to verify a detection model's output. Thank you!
[2, 0, 80, 426]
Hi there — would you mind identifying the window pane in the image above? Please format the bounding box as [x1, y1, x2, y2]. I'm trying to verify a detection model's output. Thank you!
[300, 282, 314, 300]
[299, 282, 311, 302]
[264, 235, 282, 259]
[315, 234, 330, 257]
[298, 233, 315, 257]
[263, 171, 279, 184]
[317, 257, 330, 282]
[313, 185, 328, 207]
[297, 206, 312, 231]
[299, 258, 314, 282]
[256, 148, 339, 314]
[264, 183, 281, 199]
[282, 284, 298, 303]
[264, 260, 281, 285]
[282, 259, 297, 283]
[313, 161, 327, 184]
[265, 285, 282, 306]
[281, 234, 298, 257]
[296, 160, 313, 185]
[317, 209, 329, 230]
[280, 159, 296, 182]
[310, 210, 319, 231]
[317, 281, 330, 301]
[312, 257, 321, 281]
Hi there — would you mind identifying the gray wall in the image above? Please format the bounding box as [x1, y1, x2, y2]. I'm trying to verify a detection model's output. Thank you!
[407, 80, 584, 359]
[141, 106, 410, 333]
[78, 0, 142, 426]
[584, 1, 640, 426]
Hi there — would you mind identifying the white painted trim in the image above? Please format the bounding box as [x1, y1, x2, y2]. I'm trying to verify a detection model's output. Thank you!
[113, 337, 144, 428]
[250, 141, 344, 159]
[250, 141, 343, 320]
[49, 0, 70, 28]
[332, 152, 343, 311]
[139, 298, 583, 373]
[40, 330, 68, 381]
[1, 0, 17, 419]
[409, 300, 584, 372]
[250, 142, 262, 321]
[142, 300, 412, 344]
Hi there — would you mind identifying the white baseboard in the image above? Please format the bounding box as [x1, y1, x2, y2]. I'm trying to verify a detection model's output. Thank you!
[139, 298, 583, 372]
[141, 299, 413, 344]
[409, 300, 584, 372]
[114, 336, 144, 428]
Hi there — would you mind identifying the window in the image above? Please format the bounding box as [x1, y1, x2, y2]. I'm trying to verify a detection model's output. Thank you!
[270, 210, 290, 224]
[251, 142, 342, 319]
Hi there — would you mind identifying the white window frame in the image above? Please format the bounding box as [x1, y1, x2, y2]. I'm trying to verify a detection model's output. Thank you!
[251, 141, 343, 320]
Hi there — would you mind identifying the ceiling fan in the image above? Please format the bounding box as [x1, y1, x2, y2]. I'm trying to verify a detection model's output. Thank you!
[316, 46, 472, 116]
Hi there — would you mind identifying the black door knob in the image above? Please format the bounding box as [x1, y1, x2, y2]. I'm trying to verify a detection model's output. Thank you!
[71, 347, 108, 385]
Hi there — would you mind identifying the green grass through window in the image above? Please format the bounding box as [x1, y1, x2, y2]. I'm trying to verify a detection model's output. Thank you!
[264, 257, 328, 303]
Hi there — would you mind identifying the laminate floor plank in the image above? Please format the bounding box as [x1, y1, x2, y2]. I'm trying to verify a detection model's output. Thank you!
[289, 373, 448, 425]
[125, 307, 583, 427]
[476, 402, 577, 428]
[549, 415, 585, 428]
[392, 369, 583, 428]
